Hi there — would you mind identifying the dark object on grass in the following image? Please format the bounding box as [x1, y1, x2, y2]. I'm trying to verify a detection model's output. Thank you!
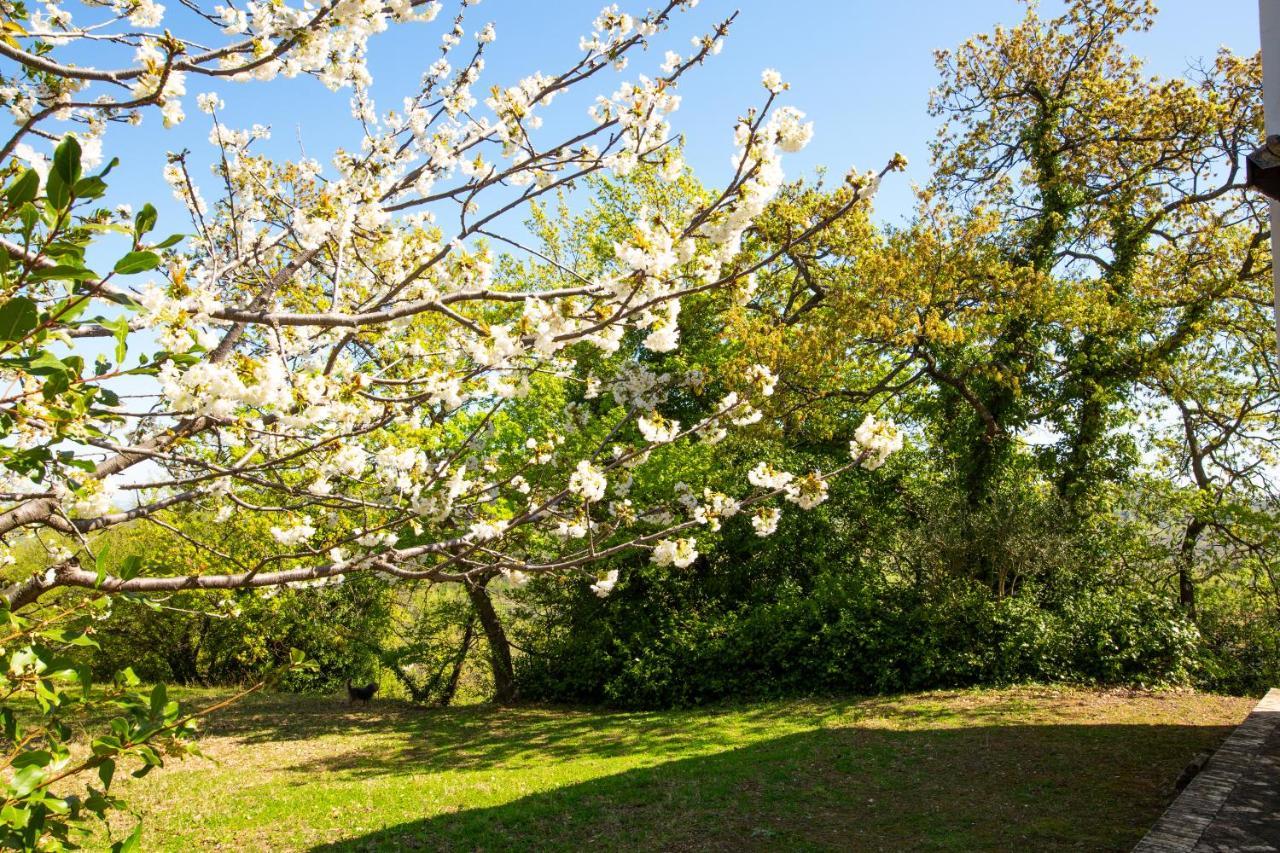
[347, 681, 378, 704]
[1174, 750, 1213, 793]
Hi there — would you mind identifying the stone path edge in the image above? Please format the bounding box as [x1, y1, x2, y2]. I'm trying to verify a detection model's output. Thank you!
[1133, 687, 1280, 852]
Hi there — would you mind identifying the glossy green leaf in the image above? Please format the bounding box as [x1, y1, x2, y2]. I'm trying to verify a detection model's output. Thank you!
[0, 297, 37, 343]
[52, 135, 82, 186]
[5, 169, 38, 207]
[112, 251, 160, 275]
[133, 204, 157, 239]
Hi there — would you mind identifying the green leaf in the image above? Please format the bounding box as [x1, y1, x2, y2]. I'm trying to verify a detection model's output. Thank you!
[28, 264, 98, 283]
[9, 750, 51, 769]
[90, 736, 121, 757]
[112, 252, 160, 275]
[5, 169, 38, 207]
[48, 296, 89, 326]
[111, 820, 142, 853]
[8, 765, 44, 798]
[73, 176, 107, 200]
[149, 683, 167, 717]
[133, 204, 157, 239]
[118, 555, 142, 581]
[97, 759, 115, 790]
[95, 315, 130, 365]
[149, 233, 185, 250]
[42, 795, 70, 815]
[45, 169, 69, 210]
[52, 135, 82, 186]
[17, 202, 38, 236]
[0, 297, 37, 343]
[22, 351, 68, 375]
[10, 763, 49, 799]
[40, 628, 98, 648]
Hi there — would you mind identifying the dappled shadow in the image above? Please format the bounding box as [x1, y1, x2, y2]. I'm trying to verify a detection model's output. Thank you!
[199, 687, 1144, 777]
[201, 692, 827, 774]
[304, 721, 1238, 852]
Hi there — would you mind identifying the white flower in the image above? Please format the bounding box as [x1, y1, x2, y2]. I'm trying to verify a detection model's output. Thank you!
[784, 473, 828, 510]
[78, 136, 103, 170]
[769, 106, 813, 153]
[125, 0, 165, 27]
[197, 92, 224, 113]
[642, 323, 680, 353]
[761, 68, 785, 94]
[554, 519, 589, 539]
[271, 517, 316, 546]
[751, 506, 781, 537]
[568, 459, 607, 502]
[695, 490, 739, 531]
[638, 412, 680, 443]
[651, 537, 698, 568]
[748, 462, 794, 490]
[745, 364, 777, 396]
[469, 519, 507, 541]
[613, 220, 677, 277]
[160, 98, 185, 128]
[850, 414, 904, 470]
[332, 444, 367, 478]
[292, 208, 332, 249]
[590, 568, 619, 598]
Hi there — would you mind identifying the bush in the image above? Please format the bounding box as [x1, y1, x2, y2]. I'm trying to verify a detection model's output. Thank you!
[87, 578, 391, 692]
[1193, 591, 1280, 695]
[515, 569, 1205, 709]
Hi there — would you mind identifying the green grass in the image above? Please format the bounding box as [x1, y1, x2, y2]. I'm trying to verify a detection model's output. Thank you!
[96, 686, 1252, 851]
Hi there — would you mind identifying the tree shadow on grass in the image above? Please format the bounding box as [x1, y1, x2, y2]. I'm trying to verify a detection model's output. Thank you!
[202, 688, 1135, 776]
[305, 721, 1235, 852]
[198, 692, 869, 772]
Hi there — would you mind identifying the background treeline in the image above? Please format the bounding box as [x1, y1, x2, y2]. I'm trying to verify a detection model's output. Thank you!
[64, 0, 1280, 706]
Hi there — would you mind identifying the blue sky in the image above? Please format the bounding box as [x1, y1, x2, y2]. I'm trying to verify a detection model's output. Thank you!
[91, 0, 1260, 232]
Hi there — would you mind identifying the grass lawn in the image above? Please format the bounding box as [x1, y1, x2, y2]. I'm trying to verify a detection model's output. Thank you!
[97, 686, 1253, 851]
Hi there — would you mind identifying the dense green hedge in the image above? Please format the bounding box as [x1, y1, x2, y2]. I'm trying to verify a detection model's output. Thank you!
[515, 571, 1204, 708]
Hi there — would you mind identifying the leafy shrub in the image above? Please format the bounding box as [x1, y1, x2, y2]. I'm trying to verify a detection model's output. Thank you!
[516, 567, 1205, 709]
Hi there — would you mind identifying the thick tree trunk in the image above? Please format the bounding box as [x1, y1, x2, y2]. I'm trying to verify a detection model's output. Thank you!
[466, 577, 517, 704]
[1178, 518, 1205, 620]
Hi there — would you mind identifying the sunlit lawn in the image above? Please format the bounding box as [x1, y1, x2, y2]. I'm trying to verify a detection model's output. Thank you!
[98, 686, 1252, 851]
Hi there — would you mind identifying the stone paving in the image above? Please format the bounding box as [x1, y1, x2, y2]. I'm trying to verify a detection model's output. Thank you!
[1135, 688, 1280, 852]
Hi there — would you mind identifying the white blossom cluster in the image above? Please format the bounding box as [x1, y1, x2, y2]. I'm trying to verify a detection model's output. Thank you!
[850, 415, 904, 470]
[651, 536, 698, 568]
[0, 1, 905, 609]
